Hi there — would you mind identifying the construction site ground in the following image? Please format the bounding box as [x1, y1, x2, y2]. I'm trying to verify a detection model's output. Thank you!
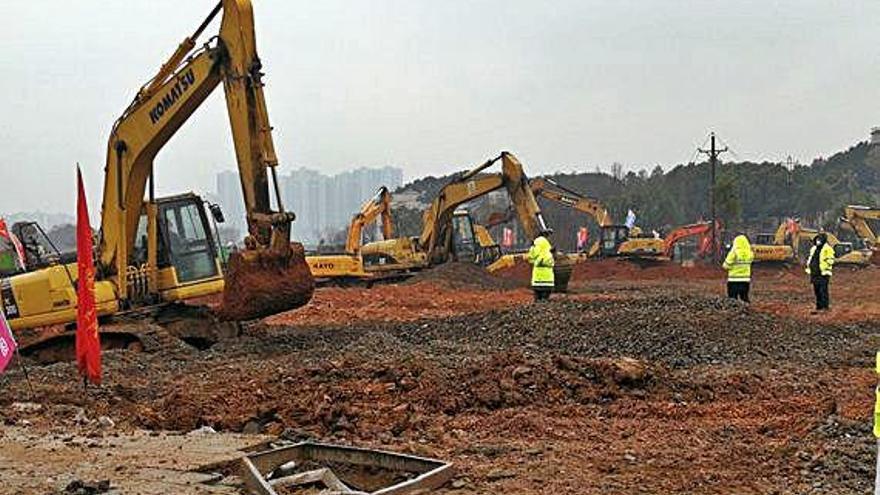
[2, 259, 880, 494]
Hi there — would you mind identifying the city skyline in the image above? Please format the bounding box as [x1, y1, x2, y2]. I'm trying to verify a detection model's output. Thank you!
[215, 165, 403, 246]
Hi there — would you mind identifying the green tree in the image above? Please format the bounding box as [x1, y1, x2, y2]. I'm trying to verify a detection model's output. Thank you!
[391, 206, 424, 237]
[714, 174, 742, 228]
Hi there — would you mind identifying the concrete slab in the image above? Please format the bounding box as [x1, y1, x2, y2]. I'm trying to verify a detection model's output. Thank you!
[0, 426, 270, 495]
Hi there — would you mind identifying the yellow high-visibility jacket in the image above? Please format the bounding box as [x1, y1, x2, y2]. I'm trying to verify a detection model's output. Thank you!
[527, 236, 555, 288]
[806, 243, 834, 277]
[875, 351, 880, 438]
[722, 235, 754, 282]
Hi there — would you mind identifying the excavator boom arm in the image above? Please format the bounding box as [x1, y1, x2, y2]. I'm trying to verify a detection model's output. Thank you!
[102, 46, 223, 278]
[345, 186, 394, 253]
[662, 222, 713, 257]
[418, 170, 505, 250]
[500, 153, 549, 239]
[529, 178, 613, 227]
[100, 0, 311, 316]
[842, 206, 880, 243]
[418, 152, 547, 260]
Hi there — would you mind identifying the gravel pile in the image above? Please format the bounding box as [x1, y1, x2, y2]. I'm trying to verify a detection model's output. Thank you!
[248, 293, 871, 369]
[403, 262, 522, 290]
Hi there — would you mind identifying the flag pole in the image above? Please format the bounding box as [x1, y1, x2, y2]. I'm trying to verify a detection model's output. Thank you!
[78, 162, 88, 395]
[0, 306, 29, 398]
[14, 347, 35, 400]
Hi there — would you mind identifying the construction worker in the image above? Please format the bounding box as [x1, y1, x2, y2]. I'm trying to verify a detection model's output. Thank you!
[806, 232, 834, 312]
[722, 233, 754, 302]
[527, 232, 555, 302]
[874, 351, 880, 494]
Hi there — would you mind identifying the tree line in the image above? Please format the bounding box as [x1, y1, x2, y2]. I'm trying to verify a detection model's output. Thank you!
[392, 140, 880, 252]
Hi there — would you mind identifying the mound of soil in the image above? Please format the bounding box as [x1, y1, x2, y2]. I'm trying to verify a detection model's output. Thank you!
[2, 284, 877, 495]
[254, 293, 867, 369]
[9, 292, 866, 432]
[142, 351, 674, 434]
[265, 281, 529, 327]
[404, 262, 522, 290]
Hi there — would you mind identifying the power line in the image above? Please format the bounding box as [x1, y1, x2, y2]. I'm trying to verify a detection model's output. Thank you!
[714, 135, 741, 161]
[689, 134, 712, 164]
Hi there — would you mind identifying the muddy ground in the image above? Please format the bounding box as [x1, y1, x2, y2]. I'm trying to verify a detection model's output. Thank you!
[2, 260, 880, 494]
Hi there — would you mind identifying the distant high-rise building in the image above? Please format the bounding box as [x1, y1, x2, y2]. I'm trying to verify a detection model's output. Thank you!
[215, 171, 245, 232]
[216, 166, 404, 247]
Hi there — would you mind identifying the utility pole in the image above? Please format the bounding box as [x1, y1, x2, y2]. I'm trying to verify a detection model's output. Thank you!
[698, 132, 728, 263]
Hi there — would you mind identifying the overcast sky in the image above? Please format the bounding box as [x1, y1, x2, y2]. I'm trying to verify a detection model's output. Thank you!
[1, 0, 879, 214]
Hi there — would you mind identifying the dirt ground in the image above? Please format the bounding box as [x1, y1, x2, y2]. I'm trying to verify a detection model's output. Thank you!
[2, 259, 880, 494]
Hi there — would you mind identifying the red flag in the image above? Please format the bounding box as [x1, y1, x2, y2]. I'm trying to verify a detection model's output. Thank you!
[576, 227, 589, 251]
[502, 227, 514, 248]
[76, 167, 101, 384]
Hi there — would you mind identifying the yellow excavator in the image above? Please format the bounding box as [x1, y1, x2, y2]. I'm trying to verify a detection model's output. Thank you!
[790, 223, 872, 267]
[416, 152, 549, 263]
[305, 186, 400, 282]
[4, 0, 314, 359]
[531, 188, 666, 260]
[360, 153, 522, 270]
[750, 218, 871, 266]
[841, 205, 880, 261]
[360, 152, 573, 287]
[528, 178, 665, 259]
[750, 220, 797, 263]
[597, 224, 667, 259]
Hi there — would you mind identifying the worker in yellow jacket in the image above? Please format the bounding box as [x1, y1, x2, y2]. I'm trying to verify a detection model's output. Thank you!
[873, 351, 880, 494]
[527, 234, 555, 302]
[806, 232, 834, 312]
[722, 234, 754, 302]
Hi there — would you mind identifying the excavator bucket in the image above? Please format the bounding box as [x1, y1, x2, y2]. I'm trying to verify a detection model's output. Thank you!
[217, 241, 314, 321]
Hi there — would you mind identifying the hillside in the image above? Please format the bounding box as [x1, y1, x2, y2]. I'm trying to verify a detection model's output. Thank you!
[392, 141, 880, 251]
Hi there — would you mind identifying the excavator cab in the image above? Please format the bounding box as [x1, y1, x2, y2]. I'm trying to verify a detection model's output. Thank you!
[9, 222, 76, 272]
[451, 210, 479, 263]
[159, 197, 221, 283]
[599, 224, 665, 258]
[754, 233, 775, 245]
[833, 242, 854, 259]
[851, 237, 869, 251]
[131, 194, 223, 286]
[599, 225, 630, 257]
[449, 209, 508, 266]
[472, 224, 503, 267]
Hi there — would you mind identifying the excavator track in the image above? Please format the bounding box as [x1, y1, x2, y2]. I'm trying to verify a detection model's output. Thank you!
[19, 303, 240, 366]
